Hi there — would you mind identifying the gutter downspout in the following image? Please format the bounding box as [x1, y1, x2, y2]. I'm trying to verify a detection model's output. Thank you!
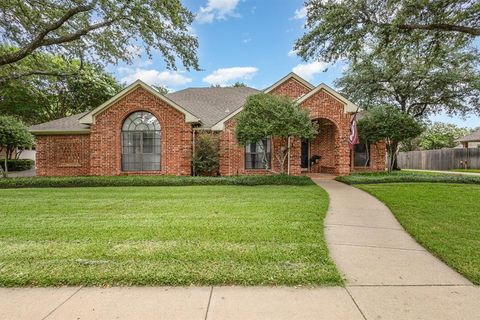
[287, 136, 291, 176]
[192, 128, 196, 176]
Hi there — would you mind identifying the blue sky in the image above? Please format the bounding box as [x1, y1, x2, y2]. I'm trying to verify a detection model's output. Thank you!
[111, 0, 479, 128]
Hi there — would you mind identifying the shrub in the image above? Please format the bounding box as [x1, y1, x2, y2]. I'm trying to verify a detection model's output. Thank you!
[193, 132, 219, 176]
[0, 159, 34, 171]
[0, 174, 315, 189]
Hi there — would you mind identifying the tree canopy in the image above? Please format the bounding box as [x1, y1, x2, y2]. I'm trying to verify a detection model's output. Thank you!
[236, 93, 317, 173]
[295, 0, 479, 63]
[358, 105, 424, 171]
[0, 0, 199, 82]
[336, 45, 480, 118]
[0, 115, 34, 160]
[0, 52, 122, 124]
[419, 122, 470, 150]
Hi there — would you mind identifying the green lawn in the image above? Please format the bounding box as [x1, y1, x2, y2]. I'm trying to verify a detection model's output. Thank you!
[357, 183, 480, 285]
[0, 185, 342, 287]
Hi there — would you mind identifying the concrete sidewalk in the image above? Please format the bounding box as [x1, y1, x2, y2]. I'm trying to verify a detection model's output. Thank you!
[1, 178, 479, 320]
[2, 284, 479, 320]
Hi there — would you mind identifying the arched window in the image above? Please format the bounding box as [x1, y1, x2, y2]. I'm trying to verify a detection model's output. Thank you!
[121, 111, 161, 171]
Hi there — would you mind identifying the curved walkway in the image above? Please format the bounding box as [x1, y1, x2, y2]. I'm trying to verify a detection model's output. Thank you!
[313, 177, 479, 319]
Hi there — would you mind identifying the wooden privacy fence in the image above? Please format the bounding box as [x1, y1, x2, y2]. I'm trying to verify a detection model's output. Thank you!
[398, 148, 480, 170]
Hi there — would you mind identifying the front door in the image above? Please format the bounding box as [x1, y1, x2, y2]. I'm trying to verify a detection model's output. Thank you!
[301, 139, 309, 170]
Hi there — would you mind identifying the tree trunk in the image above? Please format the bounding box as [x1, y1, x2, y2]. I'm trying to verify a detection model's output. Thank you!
[364, 141, 370, 168]
[387, 141, 400, 172]
[259, 140, 269, 170]
[391, 141, 400, 171]
[275, 138, 290, 174]
[1, 157, 7, 178]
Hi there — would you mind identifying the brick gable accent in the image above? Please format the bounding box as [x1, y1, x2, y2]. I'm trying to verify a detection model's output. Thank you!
[35, 87, 193, 176]
[89, 87, 192, 176]
[298, 89, 352, 175]
[268, 78, 312, 100]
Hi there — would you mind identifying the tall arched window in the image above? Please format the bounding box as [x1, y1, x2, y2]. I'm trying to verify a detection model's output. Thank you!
[121, 111, 161, 171]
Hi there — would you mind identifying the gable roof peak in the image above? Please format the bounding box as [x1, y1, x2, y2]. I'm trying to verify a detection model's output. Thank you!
[78, 79, 200, 124]
[296, 82, 360, 113]
[264, 72, 315, 93]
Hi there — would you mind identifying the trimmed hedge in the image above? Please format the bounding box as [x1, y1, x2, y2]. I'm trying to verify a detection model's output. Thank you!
[0, 159, 34, 171]
[0, 174, 315, 189]
[336, 171, 480, 185]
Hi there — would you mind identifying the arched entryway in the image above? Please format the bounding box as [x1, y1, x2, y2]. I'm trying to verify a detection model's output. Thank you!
[300, 118, 350, 175]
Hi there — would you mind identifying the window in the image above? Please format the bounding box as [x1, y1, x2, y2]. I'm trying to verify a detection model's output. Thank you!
[354, 140, 370, 167]
[245, 139, 271, 169]
[121, 111, 161, 171]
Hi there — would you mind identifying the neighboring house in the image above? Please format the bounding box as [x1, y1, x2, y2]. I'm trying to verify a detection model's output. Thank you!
[456, 129, 480, 148]
[0, 147, 36, 161]
[29, 72, 386, 176]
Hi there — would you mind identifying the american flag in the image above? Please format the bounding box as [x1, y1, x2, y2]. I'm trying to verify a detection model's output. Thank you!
[348, 113, 359, 150]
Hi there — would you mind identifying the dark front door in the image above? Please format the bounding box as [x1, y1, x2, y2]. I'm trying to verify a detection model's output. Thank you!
[301, 139, 309, 169]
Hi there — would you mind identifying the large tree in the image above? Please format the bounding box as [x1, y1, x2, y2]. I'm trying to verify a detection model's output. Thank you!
[0, 0, 199, 82]
[335, 45, 480, 119]
[0, 53, 122, 124]
[235, 93, 317, 173]
[295, 0, 479, 63]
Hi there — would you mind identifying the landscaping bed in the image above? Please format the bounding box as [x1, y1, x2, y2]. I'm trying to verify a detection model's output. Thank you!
[0, 184, 341, 287]
[355, 183, 480, 285]
[0, 174, 313, 189]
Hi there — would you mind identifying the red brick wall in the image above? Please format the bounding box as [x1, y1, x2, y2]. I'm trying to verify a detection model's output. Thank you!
[35, 134, 90, 176]
[89, 87, 192, 176]
[218, 81, 366, 176]
[35, 77, 386, 177]
[310, 119, 337, 173]
[268, 78, 311, 100]
[299, 89, 352, 175]
[218, 118, 274, 176]
[35, 87, 193, 177]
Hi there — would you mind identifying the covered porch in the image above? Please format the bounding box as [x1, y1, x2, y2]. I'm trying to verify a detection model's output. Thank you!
[297, 118, 386, 176]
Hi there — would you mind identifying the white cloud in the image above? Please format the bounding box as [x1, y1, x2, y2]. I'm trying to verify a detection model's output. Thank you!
[203, 67, 258, 86]
[292, 61, 328, 81]
[196, 0, 241, 23]
[121, 69, 192, 87]
[293, 6, 307, 19]
[288, 49, 298, 57]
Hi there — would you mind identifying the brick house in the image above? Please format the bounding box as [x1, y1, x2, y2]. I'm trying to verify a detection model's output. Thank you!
[30, 72, 385, 176]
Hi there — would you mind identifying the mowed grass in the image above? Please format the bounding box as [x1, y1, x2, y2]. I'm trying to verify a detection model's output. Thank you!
[357, 183, 480, 284]
[0, 185, 342, 287]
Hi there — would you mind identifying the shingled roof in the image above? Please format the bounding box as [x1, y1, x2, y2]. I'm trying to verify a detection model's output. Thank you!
[166, 86, 259, 128]
[30, 112, 90, 134]
[29, 86, 259, 133]
[457, 129, 480, 142]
